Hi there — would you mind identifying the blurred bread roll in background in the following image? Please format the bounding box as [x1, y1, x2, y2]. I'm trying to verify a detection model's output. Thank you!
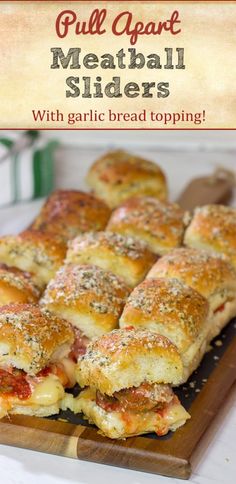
[30, 190, 111, 242]
[86, 150, 168, 208]
[106, 197, 185, 255]
[184, 205, 236, 268]
[0, 264, 40, 306]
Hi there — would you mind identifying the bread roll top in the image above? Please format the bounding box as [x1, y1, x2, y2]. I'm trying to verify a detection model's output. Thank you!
[184, 205, 236, 267]
[120, 278, 209, 354]
[40, 264, 130, 338]
[107, 197, 185, 255]
[30, 190, 111, 242]
[0, 303, 74, 375]
[65, 231, 156, 287]
[147, 248, 236, 311]
[0, 263, 41, 305]
[0, 230, 67, 287]
[76, 328, 183, 395]
[86, 150, 168, 208]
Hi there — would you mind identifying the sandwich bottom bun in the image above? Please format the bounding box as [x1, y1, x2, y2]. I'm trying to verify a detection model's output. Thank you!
[62, 387, 190, 439]
[0, 371, 69, 419]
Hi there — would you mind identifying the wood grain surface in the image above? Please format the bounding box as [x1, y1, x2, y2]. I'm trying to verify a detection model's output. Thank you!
[0, 332, 235, 480]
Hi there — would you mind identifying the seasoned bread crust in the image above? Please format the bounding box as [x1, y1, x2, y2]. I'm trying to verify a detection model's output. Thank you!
[30, 190, 111, 242]
[0, 264, 40, 305]
[184, 205, 236, 267]
[76, 328, 183, 394]
[119, 278, 209, 354]
[40, 264, 130, 339]
[147, 248, 236, 311]
[0, 303, 74, 375]
[65, 231, 156, 287]
[0, 230, 67, 287]
[107, 197, 185, 255]
[86, 150, 168, 208]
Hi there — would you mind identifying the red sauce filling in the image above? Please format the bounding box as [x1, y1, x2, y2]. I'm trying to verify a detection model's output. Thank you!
[69, 328, 89, 361]
[0, 368, 31, 400]
[214, 303, 225, 314]
[96, 382, 174, 413]
[37, 364, 70, 387]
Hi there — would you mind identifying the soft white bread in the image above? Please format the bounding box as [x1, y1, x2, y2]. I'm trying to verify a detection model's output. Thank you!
[107, 197, 185, 255]
[147, 248, 236, 340]
[76, 328, 184, 394]
[65, 231, 156, 287]
[0, 230, 67, 287]
[0, 304, 74, 375]
[184, 205, 236, 268]
[0, 264, 40, 306]
[74, 329, 190, 438]
[0, 304, 76, 419]
[40, 264, 130, 339]
[69, 387, 190, 439]
[86, 150, 168, 208]
[119, 278, 210, 381]
[30, 190, 111, 242]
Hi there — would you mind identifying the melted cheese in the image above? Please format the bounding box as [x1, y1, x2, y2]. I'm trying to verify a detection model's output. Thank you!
[28, 375, 65, 406]
[0, 375, 66, 419]
[62, 387, 190, 438]
[60, 358, 77, 387]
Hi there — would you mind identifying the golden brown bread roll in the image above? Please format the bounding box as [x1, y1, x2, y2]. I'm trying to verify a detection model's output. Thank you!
[40, 264, 130, 340]
[0, 304, 75, 418]
[0, 230, 67, 287]
[65, 231, 156, 287]
[0, 264, 40, 306]
[30, 190, 111, 242]
[184, 205, 236, 268]
[69, 328, 190, 438]
[106, 197, 185, 255]
[119, 278, 210, 381]
[147, 248, 236, 339]
[86, 150, 168, 208]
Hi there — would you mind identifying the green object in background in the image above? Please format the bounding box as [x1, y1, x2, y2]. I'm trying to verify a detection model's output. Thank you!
[0, 132, 58, 206]
[33, 141, 57, 198]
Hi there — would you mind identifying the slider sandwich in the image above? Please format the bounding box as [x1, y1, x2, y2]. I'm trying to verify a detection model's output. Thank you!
[40, 264, 130, 357]
[106, 197, 186, 255]
[184, 205, 236, 268]
[0, 304, 75, 418]
[86, 150, 168, 208]
[147, 248, 236, 340]
[0, 230, 67, 288]
[65, 231, 156, 288]
[70, 328, 190, 439]
[120, 278, 210, 382]
[30, 190, 111, 243]
[0, 264, 40, 306]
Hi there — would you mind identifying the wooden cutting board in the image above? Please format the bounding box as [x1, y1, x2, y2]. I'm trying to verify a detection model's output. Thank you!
[0, 172, 235, 479]
[0, 320, 235, 479]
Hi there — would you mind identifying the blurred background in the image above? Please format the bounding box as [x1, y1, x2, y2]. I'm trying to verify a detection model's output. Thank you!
[0, 129, 235, 233]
